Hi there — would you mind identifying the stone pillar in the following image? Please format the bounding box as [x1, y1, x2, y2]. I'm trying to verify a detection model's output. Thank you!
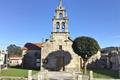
[65, 22, 68, 32]
[89, 70, 93, 80]
[40, 74, 43, 80]
[53, 21, 56, 32]
[37, 74, 42, 80]
[44, 71, 48, 80]
[59, 22, 62, 32]
[41, 58, 44, 71]
[72, 72, 76, 80]
[78, 75, 82, 80]
[41, 48, 45, 71]
[28, 70, 32, 80]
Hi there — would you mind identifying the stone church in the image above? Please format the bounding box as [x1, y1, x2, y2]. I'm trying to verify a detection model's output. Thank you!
[21, 0, 101, 71]
[41, 0, 80, 71]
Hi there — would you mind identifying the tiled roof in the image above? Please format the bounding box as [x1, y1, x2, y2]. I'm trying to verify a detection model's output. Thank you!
[32, 42, 43, 48]
[21, 47, 28, 50]
[21, 42, 43, 50]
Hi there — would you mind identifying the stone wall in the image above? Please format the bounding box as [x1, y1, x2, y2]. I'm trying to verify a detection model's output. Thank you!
[41, 32, 80, 72]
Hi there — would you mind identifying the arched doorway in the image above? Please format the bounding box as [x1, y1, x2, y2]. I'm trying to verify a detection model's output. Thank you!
[43, 50, 72, 71]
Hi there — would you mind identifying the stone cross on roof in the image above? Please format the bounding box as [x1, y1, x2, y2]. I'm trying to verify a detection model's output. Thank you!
[59, 0, 62, 7]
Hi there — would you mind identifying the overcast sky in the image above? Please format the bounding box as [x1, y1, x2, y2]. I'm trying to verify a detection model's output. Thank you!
[0, 0, 120, 49]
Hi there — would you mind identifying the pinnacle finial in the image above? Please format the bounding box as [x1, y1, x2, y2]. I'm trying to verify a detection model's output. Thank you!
[59, 0, 62, 7]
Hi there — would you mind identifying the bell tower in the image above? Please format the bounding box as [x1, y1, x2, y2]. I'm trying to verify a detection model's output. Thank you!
[52, 0, 69, 33]
[41, 0, 81, 72]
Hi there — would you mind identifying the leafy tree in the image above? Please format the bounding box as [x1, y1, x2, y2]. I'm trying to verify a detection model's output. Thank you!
[7, 44, 22, 57]
[72, 36, 100, 74]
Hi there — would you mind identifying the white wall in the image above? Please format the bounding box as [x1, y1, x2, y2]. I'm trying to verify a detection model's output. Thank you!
[0, 53, 5, 65]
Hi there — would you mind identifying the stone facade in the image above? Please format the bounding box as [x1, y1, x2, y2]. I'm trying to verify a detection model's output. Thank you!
[109, 50, 120, 70]
[41, 33, 80, 72]
[41, 0, 80, 72]
[101, 49, 120, 70]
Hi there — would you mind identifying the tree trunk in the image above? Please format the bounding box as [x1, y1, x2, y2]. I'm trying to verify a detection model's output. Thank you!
[83, 60, 87, 74]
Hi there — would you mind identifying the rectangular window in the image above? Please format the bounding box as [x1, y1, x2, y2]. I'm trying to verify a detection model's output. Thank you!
[59, 45, 62, 50]
[36, 63, 40, 67]
[36, 59, 40, 62]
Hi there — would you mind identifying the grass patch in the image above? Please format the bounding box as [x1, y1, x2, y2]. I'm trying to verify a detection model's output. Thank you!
[89, 68, 119, 79]
[0, 68, 39, 78]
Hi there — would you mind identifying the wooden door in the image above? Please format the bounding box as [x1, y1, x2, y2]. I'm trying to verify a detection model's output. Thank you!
[56, 56, 65, 71]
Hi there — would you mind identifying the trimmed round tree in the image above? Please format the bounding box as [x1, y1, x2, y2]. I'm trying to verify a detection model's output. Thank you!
[72, 36, 100, 73]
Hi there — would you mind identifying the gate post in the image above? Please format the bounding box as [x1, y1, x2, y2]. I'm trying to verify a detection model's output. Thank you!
[37, 72, 40, 80]
[89, 70, 93, 80]
[28, 70, 32, 80]
[78, 75, 82, 80]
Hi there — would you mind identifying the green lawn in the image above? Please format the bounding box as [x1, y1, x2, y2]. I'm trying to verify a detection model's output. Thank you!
[90, 68, 119, 79]
[0, 68, 39, 78]
[0, 68, 119, 79]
